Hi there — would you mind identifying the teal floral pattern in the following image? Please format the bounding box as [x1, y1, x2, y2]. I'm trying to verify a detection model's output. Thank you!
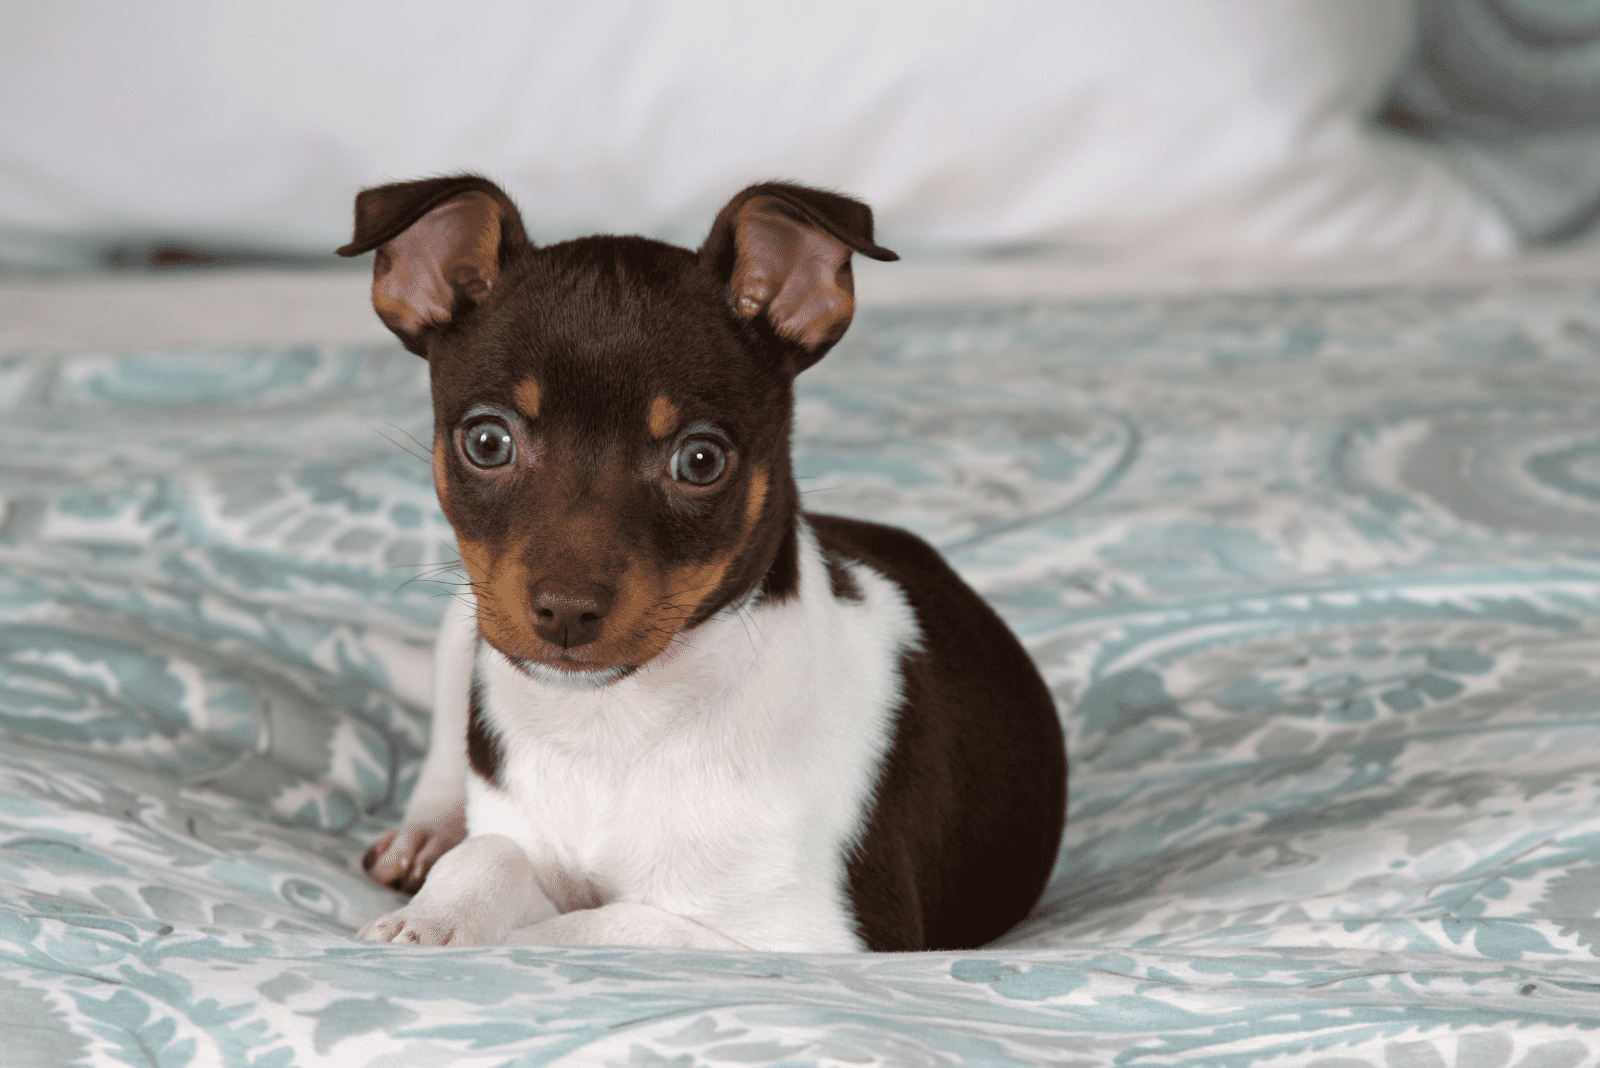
[5, 278, 1600, 1065]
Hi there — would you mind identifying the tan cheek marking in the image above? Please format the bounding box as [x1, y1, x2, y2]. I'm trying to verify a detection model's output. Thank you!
[647, 395, 679, 439]
[457, 539, 489, 588]
[515, 378, 542, 420]
[592, 554, 733, 666]
[591, 559, 657, 662]
[441, 435, 508, 645]
[487, 554, 533, 653]
[432, 436, 451, 512]
[470, 474, 603, 660]
[457, 534, 538, 656]
[599, 464, 770, 663]
[438, 437, 513, 642]
[463, 466, 769, 667]
[743, 465, 768, 535]
[647, 558, 733, 651]
[456, 538, 490, 624]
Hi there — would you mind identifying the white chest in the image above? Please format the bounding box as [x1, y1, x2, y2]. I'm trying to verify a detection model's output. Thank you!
[463, 531, 918, 952]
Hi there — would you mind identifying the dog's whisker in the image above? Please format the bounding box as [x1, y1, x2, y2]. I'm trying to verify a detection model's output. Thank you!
[736, 602, 765, 650]
[381, 420, 436, 459]
[732, 604, 758, 652]
[393, 569, 469, 593]
[366, 422, 432, 465]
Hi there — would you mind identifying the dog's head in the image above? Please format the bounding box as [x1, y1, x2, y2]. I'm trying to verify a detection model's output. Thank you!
[338, 175, 896, 682]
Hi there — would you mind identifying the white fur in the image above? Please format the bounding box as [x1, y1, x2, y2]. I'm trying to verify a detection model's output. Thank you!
[398, 590, 475, 825]
[359, 518, 917, 951]
[359, 833, 554, 945]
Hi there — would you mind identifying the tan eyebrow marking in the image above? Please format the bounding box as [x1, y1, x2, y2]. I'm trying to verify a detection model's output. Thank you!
[648, 395, 679, 439]
[514, 378, 542, 419]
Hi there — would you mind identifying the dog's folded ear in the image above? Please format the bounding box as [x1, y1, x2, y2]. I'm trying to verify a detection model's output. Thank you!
[700, 183, 898, 371]
[336, 175, 528, 356]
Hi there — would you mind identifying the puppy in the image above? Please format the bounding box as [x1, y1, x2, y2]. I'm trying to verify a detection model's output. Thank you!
[344, 175, 1065, 951]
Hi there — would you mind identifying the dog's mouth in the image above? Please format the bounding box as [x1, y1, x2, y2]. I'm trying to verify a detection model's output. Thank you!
[510, 633, 651, 683]
[481, 631, 643, 687]
[509, 657, 638, 689]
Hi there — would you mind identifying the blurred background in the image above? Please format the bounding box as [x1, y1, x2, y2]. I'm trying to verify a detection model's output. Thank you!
[6, 0, 1600, 277]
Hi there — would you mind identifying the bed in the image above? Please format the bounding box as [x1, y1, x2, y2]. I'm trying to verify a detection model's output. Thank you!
[9, 0, 1600, 1062]
[4, 247, 1600, 1067]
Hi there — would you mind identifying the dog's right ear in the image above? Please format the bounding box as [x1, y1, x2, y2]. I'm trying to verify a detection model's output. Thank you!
[700, 182, 897, 373]
[336, 175, 528, 356]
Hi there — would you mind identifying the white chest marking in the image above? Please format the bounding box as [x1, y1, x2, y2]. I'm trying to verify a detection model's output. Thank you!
[463, 520, 917, 952]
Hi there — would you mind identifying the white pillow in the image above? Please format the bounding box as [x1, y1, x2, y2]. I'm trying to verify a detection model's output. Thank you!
[0, 0, 1515, 263]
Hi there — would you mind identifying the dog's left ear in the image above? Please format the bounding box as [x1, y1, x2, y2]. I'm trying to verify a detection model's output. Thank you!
[701, 183, 897, 371]
[336, 175, 529, 356]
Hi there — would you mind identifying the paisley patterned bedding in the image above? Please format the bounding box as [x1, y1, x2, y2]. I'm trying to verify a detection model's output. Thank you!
[5, 275, 1600, 1066]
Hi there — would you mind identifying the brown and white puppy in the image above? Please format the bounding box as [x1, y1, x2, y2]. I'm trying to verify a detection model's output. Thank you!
[344, 175, 1065, 951]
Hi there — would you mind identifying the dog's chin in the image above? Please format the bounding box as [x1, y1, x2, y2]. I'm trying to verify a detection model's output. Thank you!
[510, 658, 637, 690]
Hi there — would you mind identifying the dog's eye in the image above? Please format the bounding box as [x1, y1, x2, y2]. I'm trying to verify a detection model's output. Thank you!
[461, 419, 514, 468]
[670, 439, 727, 486]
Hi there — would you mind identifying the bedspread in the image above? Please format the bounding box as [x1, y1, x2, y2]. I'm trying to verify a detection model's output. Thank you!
[4, 276, 1600, 1066]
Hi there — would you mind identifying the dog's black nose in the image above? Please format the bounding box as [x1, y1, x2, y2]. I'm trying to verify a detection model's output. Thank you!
[529, 580, 614, 649]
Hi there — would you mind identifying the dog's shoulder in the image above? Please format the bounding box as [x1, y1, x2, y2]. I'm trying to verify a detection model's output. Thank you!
[804, 512, 973, 613]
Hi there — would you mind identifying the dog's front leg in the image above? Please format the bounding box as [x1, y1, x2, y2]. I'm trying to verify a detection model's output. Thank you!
[358, 834, 557, 946]
[510, 902, 747, 950]
[364, 594, 477, 892]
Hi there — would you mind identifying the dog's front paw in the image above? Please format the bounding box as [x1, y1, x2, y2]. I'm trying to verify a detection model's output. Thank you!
[358, 906, 499, 946]
[362, 803, 467, 893]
